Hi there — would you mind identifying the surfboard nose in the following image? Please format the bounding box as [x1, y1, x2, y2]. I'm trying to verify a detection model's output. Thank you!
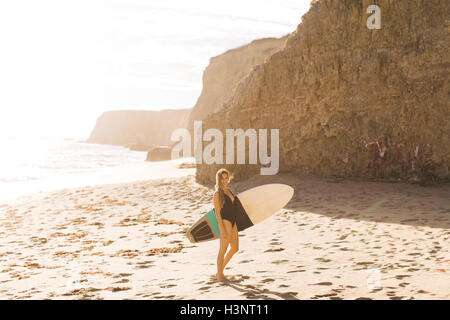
[282, 184, 294, 197]
[271, 183, 294, 201]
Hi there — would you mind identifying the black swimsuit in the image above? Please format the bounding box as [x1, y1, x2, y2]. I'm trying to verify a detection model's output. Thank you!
[218, 189, 254, 232]
[220, 190, 237, 227]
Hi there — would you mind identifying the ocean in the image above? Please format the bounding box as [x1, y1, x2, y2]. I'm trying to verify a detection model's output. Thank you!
[0, 137, 194, 203]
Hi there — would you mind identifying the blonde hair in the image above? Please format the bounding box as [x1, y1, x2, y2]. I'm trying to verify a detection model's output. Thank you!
[215, 168, 233, 209]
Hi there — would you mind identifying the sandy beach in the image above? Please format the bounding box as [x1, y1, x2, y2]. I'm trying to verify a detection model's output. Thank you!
[0, 172, 448, 300]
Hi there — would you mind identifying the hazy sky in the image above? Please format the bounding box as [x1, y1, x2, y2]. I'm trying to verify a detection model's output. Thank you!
[0, 0, 311, 139]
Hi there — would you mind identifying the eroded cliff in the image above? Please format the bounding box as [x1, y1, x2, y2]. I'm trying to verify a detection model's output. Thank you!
[187, 36, 289, 135]
[87, 109, 191, 150]
[197, 0, 449, 184]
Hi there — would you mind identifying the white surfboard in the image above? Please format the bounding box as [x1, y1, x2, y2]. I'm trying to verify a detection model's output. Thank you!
[186, 184, 294, 243]
[237, 183, 294, 225]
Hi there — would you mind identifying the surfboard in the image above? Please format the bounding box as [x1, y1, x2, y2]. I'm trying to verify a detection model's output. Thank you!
[186, 184, 294, 243]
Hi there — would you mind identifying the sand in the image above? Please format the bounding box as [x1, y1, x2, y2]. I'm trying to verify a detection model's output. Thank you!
[0, 173, 448, 300]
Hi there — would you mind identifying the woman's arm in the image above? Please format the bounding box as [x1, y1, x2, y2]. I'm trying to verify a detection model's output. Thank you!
[214, 192, 225, 237]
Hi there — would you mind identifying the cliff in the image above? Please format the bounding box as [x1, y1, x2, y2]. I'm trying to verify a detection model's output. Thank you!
[86, 37, 288, 153]
[197, 0, 449, 185]
[87, 109, 191, 150]
[186, 35, 289, 135]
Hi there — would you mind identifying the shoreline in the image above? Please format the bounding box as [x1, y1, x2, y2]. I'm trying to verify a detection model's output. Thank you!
[0, 172, 448, 299]
[0, 158, 196, 205]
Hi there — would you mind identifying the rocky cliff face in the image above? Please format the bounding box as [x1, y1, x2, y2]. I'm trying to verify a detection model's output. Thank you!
[197, 0, 449, 184]
[187, 36, 289, 135]
[87, 109, 191, 150]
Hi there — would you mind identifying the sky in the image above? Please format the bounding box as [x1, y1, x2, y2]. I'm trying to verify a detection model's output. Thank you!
[0, 0, 312, 140]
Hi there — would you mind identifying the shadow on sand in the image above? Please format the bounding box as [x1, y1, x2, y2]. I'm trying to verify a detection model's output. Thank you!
[220, 276, 299, 300]
[200, 172, 450, 229]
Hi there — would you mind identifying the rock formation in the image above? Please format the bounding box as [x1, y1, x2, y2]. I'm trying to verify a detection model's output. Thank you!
[146, 146, 172, 162]
[196, 0, 449, 185]
[186, 36, 289, 135]
[87, 109, 191, 151]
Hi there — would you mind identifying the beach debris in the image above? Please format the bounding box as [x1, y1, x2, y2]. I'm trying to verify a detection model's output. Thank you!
[116, 208, 152, 226]
[89, 222, 104, 228]
[146, 245, 184, 256]
[63, 288, 88, 296]
[24, 262, 44, 269]
[54, 251, 79, 258]
[105, 286, 131, 292]
[116, 249, 140, 259]
[49, 231, 89, 240]
[117, 214, 151, 226]
[155, 218, 185, 226]
[71, 217, 87, 224]
[151, 231, 178, 238]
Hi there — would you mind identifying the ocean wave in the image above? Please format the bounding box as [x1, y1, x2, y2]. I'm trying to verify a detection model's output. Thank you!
[0, 139, 148, 186]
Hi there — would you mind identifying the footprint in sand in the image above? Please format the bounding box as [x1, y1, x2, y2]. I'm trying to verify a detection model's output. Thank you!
[346, 285, 357, 288]
[114, 279, 130, 284]
[407, 268, 420, 272]
[198, 286, 211, 291]
[159, 284, 177, 289]
[389, 296, 405, 300]
[314, 293, 339, 298]
[287, 269, 306, 273]
[279, 292, 299, 299]
[316, 258, 331, 263]
[264, 248, 285, 253]
[311, 282, 333, 286]
[135, 261, 154, 269]
[239, 259, 254, 264]
[271, 260, 289, 265]
[245, 293, 263, 299]
[112, 273, 133, 278]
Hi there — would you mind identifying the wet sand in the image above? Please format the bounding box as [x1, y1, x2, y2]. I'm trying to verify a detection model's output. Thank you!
[0, 173, 448, 299]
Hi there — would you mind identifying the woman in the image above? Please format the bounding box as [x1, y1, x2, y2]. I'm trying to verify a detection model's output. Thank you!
[214, 168, 239, 282]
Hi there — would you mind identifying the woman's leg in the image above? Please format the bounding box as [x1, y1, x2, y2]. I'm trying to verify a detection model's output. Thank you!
[223, 223, 239, 270]
[217, 219, 232, 281]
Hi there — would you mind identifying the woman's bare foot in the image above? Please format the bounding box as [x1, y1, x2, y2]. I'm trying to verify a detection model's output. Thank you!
[216, 272, 228, 282]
